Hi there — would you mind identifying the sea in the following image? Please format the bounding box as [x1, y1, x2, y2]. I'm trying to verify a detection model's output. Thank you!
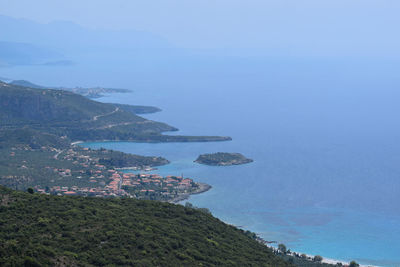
[2, 57, 400, 266]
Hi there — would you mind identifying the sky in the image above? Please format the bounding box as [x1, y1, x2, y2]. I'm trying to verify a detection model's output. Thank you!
[1, 0, 400, 58]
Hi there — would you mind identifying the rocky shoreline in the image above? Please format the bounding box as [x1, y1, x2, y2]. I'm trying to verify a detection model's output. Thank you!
[169, 182, 212, 203]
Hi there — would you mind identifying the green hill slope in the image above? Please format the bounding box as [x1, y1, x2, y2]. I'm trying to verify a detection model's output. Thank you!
[0, 81, 231, 142]
[0, 81, 146, 125]
[0, 186, 290, 267]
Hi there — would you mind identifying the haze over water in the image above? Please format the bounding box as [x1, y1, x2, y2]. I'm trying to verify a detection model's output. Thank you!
[6, 57, 398, 266]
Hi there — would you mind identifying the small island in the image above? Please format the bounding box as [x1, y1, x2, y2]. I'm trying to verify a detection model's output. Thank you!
[195, 152, 253, 166]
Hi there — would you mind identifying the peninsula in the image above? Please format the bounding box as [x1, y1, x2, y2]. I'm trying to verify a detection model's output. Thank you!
[0, 81, 229, 201]
[195, 152, 253, 166]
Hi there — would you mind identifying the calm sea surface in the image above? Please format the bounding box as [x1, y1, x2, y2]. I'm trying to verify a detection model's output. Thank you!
[3, 58, 400, 266]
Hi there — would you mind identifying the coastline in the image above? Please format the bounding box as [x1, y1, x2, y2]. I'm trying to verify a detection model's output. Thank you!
[255, 241, 377, 267]
[73, 109, 379, 266]
[77, 140, 371, 266]
[292, 251, 376, 267]
[169, 182, 212, 203]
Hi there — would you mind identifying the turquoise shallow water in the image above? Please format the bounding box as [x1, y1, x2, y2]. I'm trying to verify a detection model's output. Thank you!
[83, 139, 400, 266]
[3, 58, 400, 266]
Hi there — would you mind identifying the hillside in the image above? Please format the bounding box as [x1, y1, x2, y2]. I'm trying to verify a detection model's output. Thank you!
[0, 82, 117, 125]
[7, 80, 160, 113]
[0, 186, 291, 266]
[0, 81, 230, 199]
[0, 82, 231, 142]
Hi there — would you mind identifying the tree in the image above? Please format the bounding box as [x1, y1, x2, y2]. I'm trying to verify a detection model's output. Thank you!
[23, 256, 41, 267]
[313, 255, 323, 262]
[278, 244, 287, 254]
[27, 187, 34, 194]
[197, 207, 212, 215]
[349, 261, 359, 267]
[185, 202, 194, 208]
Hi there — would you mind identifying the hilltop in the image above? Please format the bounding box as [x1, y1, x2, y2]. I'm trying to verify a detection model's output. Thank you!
[3, 80, 160, 113]
[0, 186, 291, 266]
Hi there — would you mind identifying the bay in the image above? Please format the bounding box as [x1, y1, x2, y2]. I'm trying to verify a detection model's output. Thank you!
[3, 58, 400, 266]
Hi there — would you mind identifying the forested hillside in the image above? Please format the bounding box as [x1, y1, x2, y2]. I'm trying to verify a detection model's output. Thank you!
[0, 186, 291, 266]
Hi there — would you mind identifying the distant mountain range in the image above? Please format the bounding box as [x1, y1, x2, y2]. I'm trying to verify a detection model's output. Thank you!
[0, 15, 177, 67]
[0, 41, 70, 66]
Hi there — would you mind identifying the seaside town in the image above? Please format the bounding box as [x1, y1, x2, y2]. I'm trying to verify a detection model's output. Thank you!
[35, 171, 201, 202]
[5, 146, 206, 202]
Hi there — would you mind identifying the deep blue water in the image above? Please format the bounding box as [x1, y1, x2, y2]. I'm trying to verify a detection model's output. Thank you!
[2, 58, 400, 266]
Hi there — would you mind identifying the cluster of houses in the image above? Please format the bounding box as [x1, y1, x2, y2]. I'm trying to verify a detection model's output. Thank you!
[34, 170, 199, 201]
[120, 173, 197, 197]
[63, 147, 95, 168]
[31, 146, 199, 200]
[35, 185, 123, 197]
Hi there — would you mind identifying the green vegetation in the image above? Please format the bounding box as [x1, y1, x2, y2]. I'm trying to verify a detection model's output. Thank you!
[0, 81, 175, 140]
[0, 82, 351, 266]
[0, 186, 291, 266]
[278, 244, 288, 254]
[195, 152, 253, 166]
[278, 254, 337, 267]
[0, 82, 227, 200]
[95, 148, 169, 168]
[313, 255, 323, 262]
[0, 128, 70, 150]
[0, 126, 171, 193]
[0, 81, 231, 143]
[0, 144, 168, 191]
[349, 261, 360, 267]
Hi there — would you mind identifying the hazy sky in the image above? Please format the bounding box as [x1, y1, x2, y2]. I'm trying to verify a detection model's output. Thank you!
[1, 0, 399, 57]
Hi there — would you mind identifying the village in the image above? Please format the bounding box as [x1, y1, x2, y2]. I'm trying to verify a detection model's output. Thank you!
[30, 146, 202, 202]
[35, 171, 199, 201]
